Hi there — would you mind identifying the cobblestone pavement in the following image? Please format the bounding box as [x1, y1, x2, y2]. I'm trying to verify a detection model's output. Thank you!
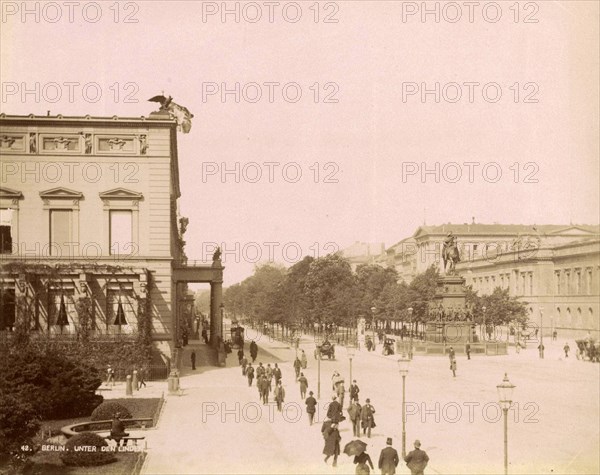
[131, 333, 599, 475]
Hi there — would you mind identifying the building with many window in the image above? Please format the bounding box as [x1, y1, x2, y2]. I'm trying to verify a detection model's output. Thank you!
[384, 222, 600, 337]
[0, 112, 224, 368]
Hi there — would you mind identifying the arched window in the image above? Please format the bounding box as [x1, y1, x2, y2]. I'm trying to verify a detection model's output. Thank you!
[556, 307, 561, 325]
[566, 308, 572, 327]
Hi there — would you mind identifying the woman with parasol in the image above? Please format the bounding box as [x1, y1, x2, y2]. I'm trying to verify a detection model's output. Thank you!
[344, 440, 374, 474]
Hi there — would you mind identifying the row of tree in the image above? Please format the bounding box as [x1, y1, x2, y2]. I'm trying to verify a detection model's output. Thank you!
[221, 255, 528, 329]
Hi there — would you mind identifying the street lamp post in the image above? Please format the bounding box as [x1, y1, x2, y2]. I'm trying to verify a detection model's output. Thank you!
[316, 334, 323, 399]
[346, 344, 356, 384]
[539, 307, 544, 359]
[398, 353, 410, 458]
[408, 307, 413, 359]
[497, 373, 516, 475]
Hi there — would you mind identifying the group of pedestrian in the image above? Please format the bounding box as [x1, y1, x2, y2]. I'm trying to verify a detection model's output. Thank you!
[106, 365, 146, 389]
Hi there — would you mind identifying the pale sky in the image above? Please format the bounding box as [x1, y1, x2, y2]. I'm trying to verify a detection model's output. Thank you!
[2, 0, 598, 285]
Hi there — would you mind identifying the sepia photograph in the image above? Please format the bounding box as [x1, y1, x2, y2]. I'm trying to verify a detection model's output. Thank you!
[0, 1, 599, 474]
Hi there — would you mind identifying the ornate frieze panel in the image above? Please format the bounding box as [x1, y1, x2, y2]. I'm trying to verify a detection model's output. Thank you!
[0, 134, 26, 152]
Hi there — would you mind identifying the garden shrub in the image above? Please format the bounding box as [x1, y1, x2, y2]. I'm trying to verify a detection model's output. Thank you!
[90, 401, 132, 422]
[59, 432, 115, 467]
[0, 347, 103, 420]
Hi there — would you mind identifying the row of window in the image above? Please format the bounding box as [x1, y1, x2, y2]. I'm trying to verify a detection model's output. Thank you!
[0, 288, 137, 332]
[0, 208, 134, 256]
[470, 271, 534, 296]
[555, 268, 594, 296]
[469, 267, 597, 297]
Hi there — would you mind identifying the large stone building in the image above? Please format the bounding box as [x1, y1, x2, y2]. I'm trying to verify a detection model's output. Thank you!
[0, 112, 224, 369]
[384, 223, 600, 337]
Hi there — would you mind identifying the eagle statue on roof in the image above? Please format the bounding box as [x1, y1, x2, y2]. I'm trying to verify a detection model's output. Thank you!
[148, 94, 194, 133]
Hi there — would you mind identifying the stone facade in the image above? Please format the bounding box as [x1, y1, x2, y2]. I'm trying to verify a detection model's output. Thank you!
[0, 112, 186, 360]
[384, 223, 600, 337]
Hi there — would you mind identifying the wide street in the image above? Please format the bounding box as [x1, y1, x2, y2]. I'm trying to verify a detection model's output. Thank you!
[133, 332, 599, 475]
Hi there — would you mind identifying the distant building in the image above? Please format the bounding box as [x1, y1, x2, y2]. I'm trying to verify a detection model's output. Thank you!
[385, 223, 600, 337]
[338, 241, 385, 271]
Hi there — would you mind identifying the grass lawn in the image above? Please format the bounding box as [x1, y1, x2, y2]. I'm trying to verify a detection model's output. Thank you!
[24, 398, 160, 474]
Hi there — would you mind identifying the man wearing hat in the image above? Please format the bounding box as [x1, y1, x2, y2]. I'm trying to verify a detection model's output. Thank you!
[361, 398, 376, 438]
[379, 438, 400, 475]
[404, 440, 429, 475]
[305, 391, 317, 425]
[327, 395, 343, 423]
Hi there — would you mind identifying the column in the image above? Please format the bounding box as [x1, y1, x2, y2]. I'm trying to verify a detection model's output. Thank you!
[210, 281, 223, 347]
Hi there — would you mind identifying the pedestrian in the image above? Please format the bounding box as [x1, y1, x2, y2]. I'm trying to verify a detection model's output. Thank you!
[564, 342, 570, 358]
[246, 363, 254, 386]
[361, 399, 376, 438]
[349, 379, 360, 402]
[241, 355, 248, 376]
[305, 391, 317, 425]
[404, 439, 429, 475]
[331, 370, 342, 390]
[250, 340, 258, 362]
[300, 349, 307, 369]
[106, 365, 115, 386]
[465, 343, 471, 360]
[190, 350, 196, 370]
[448, 346, 455, 361]
[379, 437, 400, 475]
[110, 413, 129, 447]
[347, 398, 362, 437]
[274, 380, 285, 412]
[298, 372, 308, 399]
[256, 362, 265, 379]
[327, 395, 343, 423]
[450, 358, 457, 378]
[258, 374, 269, 404]
[266, 363, 273, 392]
[293, 357, 302, 379]
[354, 449, 374, 475]
[515, 341, 521, 354]
[237, 348, 244, 365]
[323, 422, 341, 467]
[273, 363, 282, 384]
[553, 330, 558, 341]
[138, 367, 146, 388]
[336, 380, 346, 409]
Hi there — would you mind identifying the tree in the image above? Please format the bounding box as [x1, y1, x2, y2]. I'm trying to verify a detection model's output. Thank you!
[354, 264, 399, 320]
[0, 347, 103, 420]
[304, 255, 356, 326]
[0, 392, 40, 466]
[408, 265, 440, 323]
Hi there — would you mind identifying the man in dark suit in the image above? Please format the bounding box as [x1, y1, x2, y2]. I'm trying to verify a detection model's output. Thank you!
[326, 395, 343, 423]
[404, 439, 429, 475]
[349, 379, 360, 402]
[347, 399, 362, 437]
[379, 437, 400, 475]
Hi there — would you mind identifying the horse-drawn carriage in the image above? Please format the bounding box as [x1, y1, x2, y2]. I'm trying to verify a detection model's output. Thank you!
[575, 339, 600, 362]
[382, 338, 395, 356]
[315, 340, 335, 360]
